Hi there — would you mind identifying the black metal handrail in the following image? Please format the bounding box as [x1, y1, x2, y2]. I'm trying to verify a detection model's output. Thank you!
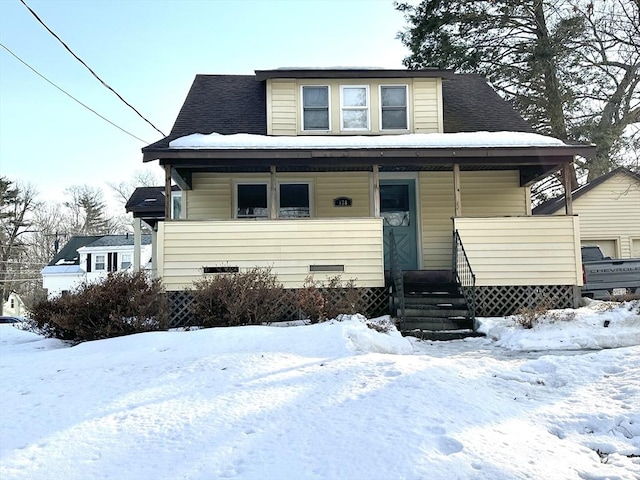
[388, 229, 405, 323]
[453, 230, 477, 329]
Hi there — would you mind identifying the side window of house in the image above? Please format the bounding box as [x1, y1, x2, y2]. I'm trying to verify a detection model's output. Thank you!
[95, 254, 106, 271]
[237, 184, 268, 218]
[279, 183, 310, 218]
[171, 191, 182, 219]
[121, 253, 132, 270]
[341, 86, 369, 131]
[302, 86, 329, 131]
[380, 85, 408, 130]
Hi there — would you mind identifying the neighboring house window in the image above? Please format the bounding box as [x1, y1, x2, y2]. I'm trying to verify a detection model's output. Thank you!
[341, 86, 369, 130]
[121, 253, 132, 270]
[171, 191, 182, 219]
[302, 86, 330, 131]
[236, 184, 268, 218]
[279, 183, 310, 218]
[380, 85, 408, 130]
[95, 255, 105, 271]
[10, 298, 14, 308]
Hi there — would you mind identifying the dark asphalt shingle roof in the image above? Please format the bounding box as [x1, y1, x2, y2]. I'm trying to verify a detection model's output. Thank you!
[48, 235, 151, 266]
[87, 235, 151, 248]
[142, 71, 533, 152]
[125, 186, 179, 215]
[532, 167, 640, 215]
[48, 236, 102, 266]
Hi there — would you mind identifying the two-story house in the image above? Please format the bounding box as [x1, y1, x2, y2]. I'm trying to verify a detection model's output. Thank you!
[139, 68, 595, 330]
[41, 234, 152, 299]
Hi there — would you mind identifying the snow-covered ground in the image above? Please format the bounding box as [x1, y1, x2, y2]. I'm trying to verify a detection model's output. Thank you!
[1, 300, 638, 480]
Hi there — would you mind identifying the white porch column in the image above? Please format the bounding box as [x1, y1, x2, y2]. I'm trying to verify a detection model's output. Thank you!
[133, 217, 142, 270]
[151, 226, 158, 278]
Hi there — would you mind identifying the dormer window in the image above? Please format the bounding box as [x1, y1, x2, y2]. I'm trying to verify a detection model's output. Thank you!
[380, 85, 408, 130]
[341, 86, 369, 131]
[302, 86, 330, 131]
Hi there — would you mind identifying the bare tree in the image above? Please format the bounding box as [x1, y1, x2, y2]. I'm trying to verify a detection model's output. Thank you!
[0, 178, 40, 314]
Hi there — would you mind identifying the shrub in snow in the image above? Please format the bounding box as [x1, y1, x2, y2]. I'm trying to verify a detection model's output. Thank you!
[29, 271, 168, 341]
[294, 275, 366, 323]
[189, 267, 284, 327]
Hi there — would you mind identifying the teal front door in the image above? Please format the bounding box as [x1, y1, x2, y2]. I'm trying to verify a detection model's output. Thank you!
[381, 180, 418, 270]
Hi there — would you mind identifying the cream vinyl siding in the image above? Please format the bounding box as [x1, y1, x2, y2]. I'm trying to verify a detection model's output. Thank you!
[157, 218, 384, 290]
[186, 174, 234, 220]
[551, 172, 640, 259]
[266, 77, 442, 135]
[266, 79, 297, 135]
[454, 216, 582, 287]
[186, 172, 372, 219]
[413, 78, 441, 133]
[315, 172, 370, 217]
[418, 170, 528, 269]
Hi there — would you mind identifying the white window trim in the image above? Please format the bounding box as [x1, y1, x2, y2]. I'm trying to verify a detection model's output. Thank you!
[234, 181, 269, 219]
[277, 180, 313, 218]
[121, 253, 132, 270]
[378, 84, 410, 132]
[340, 85, 370, 131]
[171, 190, 183, 219]
[95, 254, 106, 271]
[300, 85, 331, 132]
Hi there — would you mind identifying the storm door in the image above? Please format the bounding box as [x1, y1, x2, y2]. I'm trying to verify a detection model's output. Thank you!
[381, 180, 418, 270]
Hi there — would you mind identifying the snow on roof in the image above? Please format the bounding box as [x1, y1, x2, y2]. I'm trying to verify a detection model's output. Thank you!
[41, 265, 84, 275]
[169, 131, 567, 150]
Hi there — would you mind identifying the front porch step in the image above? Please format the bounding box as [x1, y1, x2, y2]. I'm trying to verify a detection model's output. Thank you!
[390, 273, 475, 336]
[403, 330, 485, 341]
[399, 317, 474, 331]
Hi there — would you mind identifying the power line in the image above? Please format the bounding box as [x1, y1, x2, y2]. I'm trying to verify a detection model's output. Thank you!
[19, 0, 167, 137]
[0, 43, 149, 143]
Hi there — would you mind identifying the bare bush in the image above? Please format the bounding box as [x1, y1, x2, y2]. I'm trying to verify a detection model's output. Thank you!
[294, 275, 366, 322]
[29, 271, 168, 341]
[190, 267, 284, 327]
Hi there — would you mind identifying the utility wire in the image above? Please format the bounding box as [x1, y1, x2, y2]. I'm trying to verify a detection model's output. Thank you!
[0, 43, 149, 143]
[19, 0, 166, 137]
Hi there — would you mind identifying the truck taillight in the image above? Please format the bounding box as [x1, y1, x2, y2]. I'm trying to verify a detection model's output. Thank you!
[582, 264, 586, 284]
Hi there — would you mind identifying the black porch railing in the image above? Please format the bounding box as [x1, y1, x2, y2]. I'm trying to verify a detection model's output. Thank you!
[388, 229, 405, 324]
[453, 230, 477, 329]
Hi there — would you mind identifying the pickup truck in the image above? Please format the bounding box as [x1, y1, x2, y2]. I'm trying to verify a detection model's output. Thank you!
[581, 245, 640, 300]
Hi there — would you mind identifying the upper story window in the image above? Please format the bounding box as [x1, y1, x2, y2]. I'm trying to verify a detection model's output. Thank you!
[302, 86, 330, 131]
[95, 255, 105, 271]
[341, 86, 369, 131]
[237, 184, 268, 218]
[380, 85, 408, 130]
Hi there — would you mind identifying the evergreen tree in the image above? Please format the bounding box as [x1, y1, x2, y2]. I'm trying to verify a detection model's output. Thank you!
[397, 0, 639, 193]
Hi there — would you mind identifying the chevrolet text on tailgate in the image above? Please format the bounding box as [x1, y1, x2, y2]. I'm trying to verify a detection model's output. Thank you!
[581, 245, 640, 300]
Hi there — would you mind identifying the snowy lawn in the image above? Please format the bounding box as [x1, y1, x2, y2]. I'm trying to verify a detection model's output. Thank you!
[1, 300, 639, 480]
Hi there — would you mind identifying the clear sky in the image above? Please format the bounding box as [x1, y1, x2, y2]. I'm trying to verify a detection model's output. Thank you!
[0, 0, 410, 208]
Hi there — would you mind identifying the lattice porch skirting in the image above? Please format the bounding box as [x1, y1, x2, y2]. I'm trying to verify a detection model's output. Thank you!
[474, 285, 579, 317]
[167, 287, 389, 328]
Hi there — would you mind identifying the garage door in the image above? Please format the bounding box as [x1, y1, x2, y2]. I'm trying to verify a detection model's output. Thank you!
[581, 239, 617, 259]
[632, 238, 640, 258]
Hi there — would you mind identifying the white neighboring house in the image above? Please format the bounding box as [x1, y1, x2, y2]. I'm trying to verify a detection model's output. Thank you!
[3, 291, 27, 317]
[41, 234, 152, 299]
